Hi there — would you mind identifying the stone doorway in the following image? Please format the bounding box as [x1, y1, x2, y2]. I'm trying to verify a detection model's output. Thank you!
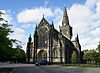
[37, 50, 47, 61]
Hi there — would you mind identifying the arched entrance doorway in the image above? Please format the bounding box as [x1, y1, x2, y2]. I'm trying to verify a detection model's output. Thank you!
[37, 50, 47, 61]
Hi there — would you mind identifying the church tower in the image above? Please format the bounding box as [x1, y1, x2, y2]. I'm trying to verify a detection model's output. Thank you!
[60, 7, 72, 40]
[26, 34, 32, 63]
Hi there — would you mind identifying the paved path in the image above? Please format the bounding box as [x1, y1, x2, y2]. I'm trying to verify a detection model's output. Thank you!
[0, 63, 35, 68]
[0, 64, 100, 73]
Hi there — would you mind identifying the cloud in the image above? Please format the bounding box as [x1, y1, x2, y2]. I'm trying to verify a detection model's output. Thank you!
[9, 26, 27, 51]
[17, 7, 53, 23]
[0, 10, 27, 52]
[16, 7, 63, 52]
[20, 23, 32, 29]
[17, 3, 100, 51]
[81, 37, 100, 50]
[9, 27, 25, 41]
[5, 0, 99, 52]
[53, 8, 63, 30]
[95, 1, 100, 18]
[68, 0, 100, 50]
[17, 6, 63, 30]
[85, 0, 98, 8]
[0, 10, 13, 24]
[90, 28, 100, 37]
[68, 4, 93, 34]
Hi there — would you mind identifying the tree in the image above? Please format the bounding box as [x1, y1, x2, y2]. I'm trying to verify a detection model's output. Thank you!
[0, 11, 26, 62]
[83, 49, 100, 64]
[12, 47, 26, 63]
[71, 51, 78, 63]
[96, 42, 100, 52]
[95, 42, 100, 64]
[0, 11, 13, 61]
[83, 50, 92, 62]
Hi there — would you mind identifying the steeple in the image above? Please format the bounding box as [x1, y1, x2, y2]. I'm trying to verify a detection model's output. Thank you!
[28, 34, 32, 42]
[60, 7, 72, 40]
[34, 24, 38, 37]
[75, 34, 79, 43]
[43, 14, 44, 17]
[62, 7, 69, 25]
[52, 21, 54, 28]
[75, 34, 81, 53]
[42, 14, 45, 21]
[35, 24, 37, 29]
[75, 34, 81, 49]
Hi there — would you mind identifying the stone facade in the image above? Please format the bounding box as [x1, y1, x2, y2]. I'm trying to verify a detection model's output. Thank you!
[26, 7, 82, 64]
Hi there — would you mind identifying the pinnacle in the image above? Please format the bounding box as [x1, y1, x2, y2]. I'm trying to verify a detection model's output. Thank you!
[62, 6, 69, 25]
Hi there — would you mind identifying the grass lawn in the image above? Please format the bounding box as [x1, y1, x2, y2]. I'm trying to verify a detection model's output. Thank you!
[61, 63, 100, 68]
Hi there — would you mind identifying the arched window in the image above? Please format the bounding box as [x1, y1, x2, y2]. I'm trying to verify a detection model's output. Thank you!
[53, 48, 58, 58]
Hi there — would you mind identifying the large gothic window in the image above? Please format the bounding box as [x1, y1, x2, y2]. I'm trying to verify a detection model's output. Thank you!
[38, 26, 49, 48]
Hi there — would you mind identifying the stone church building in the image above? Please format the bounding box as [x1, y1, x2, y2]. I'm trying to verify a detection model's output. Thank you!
[26, 7, 82, 64]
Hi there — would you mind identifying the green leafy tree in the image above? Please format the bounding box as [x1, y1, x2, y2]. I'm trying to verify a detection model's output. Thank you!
[0, 11, 13, 61]
[71, 51, 78, 63]
[12, 46, 26, 62]
[96, 42, 100, 52]
[83, 50, 92, 62]
[95, 42, 100, 64]
[83, 49, 100, 64]
[0, 11, 26, 62]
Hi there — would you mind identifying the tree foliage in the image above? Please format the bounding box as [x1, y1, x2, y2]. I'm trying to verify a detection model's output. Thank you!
[0, 11, 13, 61]
[71, 51, 78, 63]
[83, 42, 100, 64]
[0, 11, 26, 62]
[96, 42, 100, 52]
[12, 48, 26, 63]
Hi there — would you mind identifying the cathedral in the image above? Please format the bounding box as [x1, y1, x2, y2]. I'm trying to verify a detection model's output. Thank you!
[26, 7, 82, 64]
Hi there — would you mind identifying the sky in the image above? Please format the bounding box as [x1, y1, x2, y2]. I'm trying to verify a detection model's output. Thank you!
[0, 0, 100, 52]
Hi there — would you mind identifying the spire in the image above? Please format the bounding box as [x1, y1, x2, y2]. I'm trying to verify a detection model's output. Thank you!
[36, 24, 37, 29]
[75, 34, 81, 52]
[52, 21, 54, 28]
[43, 14, 44, 18]
[64, 7, 67, 16]
[34, 24, 38, 38]
[41, 14, 45, 21]
[28, 34, 32, 42]
[34, 24, 37, 32]
[34, 24, 37, 34]
[52, 21, 53, 25]
[30, 33, 31, 37]
[62, 6, 69, 25]
[42, 14, 45, 21]
[75, 34, 79, 43]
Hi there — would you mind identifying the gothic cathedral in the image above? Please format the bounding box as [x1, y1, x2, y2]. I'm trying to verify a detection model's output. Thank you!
[26, 7, 82, 64]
